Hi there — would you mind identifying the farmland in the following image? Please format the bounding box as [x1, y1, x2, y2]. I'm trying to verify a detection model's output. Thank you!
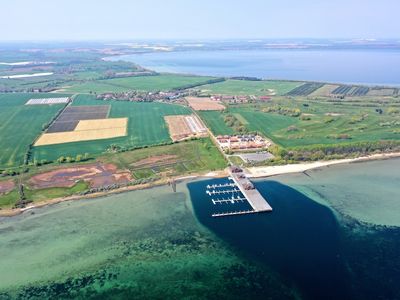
[199, 79, 302, 96]
[367, 87, 399, 97]
[32, 95, 192, 162]
[0, 93, 69, 168]
[331, 85, 370, 97]
[0, 138, 227, 209]
[164, 115, 207, 141]
[46, 105, 111, 133]
[0, 51, 146, 93]
[199, 97, 400, 148]
[35, 118, 128, 146]
[285, 82, 325, 96]
[186, 96, 225, 111]
[309, 84, 340, 97]
[198, 111, 235, 135]
[63, 74, 217, 93]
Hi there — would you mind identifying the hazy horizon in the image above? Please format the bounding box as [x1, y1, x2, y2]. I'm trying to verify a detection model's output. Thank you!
[1, 0, 399, 41]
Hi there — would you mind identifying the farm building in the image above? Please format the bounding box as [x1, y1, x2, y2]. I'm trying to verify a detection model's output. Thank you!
[216, 134, 271, 151]
[258, 96, 272, 102]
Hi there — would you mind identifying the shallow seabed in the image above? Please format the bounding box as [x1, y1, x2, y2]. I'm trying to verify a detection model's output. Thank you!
[270, 158, 400, 226]
[0, 159, 399, 299]
[0, 182, 296, 299]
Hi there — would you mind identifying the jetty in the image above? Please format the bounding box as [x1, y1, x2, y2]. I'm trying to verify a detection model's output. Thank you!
[206, 166, 272, 217]
[212, 210, 257, 217]
[229, 166, 273, 213]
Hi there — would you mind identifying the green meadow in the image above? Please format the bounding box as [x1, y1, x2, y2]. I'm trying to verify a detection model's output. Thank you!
[0, 181, 88, 209]
[198, 111, 235, 135]
[199, 79, 302, 96]
[199, 97, 400, 148]
[0, 93, 69, 168]
[102, 138, 227, 179]
[63, 74, 217, 93]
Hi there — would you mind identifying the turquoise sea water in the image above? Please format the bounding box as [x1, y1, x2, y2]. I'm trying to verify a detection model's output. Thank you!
[270, 158, 400, 227]
[0, 159, 399, 299]
[107, 49, 400, 85]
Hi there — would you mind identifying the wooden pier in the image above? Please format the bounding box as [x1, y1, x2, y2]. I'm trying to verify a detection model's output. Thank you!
[205, 166, 272, 218]
[206, 188, 240, 196]
[212, 210, 257, 218]
[229, 166, 273, 213]
[211, 196, 247, 205]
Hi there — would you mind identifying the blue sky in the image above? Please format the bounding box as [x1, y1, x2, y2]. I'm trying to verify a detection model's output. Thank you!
[1, 0, 399, 41]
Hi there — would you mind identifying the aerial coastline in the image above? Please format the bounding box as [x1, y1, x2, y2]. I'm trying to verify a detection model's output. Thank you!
[1, 0, 400, 298]
[2, 151, 399, 218]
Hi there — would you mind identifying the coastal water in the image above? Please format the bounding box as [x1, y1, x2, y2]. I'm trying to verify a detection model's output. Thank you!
[0, 159, 399, 299]
[271, 158, 400, 227]
[108, 49, 400, 85]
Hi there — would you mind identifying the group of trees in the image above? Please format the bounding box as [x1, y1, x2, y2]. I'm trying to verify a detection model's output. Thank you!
[349, 114, 368, 124]
[106, 141, 176, 153]
[24, 144, 33, 165]
[388, 107, 400, 115]
[13, 184, 33, 209]
[262, 106, 301, 117]
[274, 140, 400, 162]
[173, 78, 225, 91]
[223, 114, 248, 134]
[326, 134, 352, 140]
[79, 176, 161, 196]
[56, 153, 90, 164]
[0, 167, 29, 177]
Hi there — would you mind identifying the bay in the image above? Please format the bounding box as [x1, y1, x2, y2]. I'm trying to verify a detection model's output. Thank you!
[108, 49, 400, 85]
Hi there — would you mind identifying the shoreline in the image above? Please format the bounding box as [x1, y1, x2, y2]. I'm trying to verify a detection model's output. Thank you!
[0, 170, 228, 218]
[246, 152, 400, 178]
[1, 153, 399, 218]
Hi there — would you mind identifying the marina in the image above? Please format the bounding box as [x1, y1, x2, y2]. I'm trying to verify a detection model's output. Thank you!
[205, 166, 273, 217]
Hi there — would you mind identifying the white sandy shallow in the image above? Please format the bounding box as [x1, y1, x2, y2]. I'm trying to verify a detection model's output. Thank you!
[246, 153, 400, 178]
[0, 72, 53, 79]
[0, 61, 54, 66]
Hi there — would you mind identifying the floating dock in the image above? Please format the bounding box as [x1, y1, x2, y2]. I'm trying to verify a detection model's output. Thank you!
[212, 210, 257, 218]
[206, 166, 272, 217]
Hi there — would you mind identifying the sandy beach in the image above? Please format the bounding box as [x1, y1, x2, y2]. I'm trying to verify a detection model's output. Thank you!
[246, 152, 400, 178]
[0, 72, 54, 79]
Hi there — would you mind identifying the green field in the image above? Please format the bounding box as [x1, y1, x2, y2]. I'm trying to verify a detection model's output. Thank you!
[199, 98, 400, 148]
[0, 181, 88, 209]
[1, 139, 226, 209]
[63, 74, 217, 93]
[33, 95, 192, 162]
[102, 138, 227, 179]
[0, 93, 69, 168]
[199, 79, 302, 96]
[198, 111, 235, 135]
